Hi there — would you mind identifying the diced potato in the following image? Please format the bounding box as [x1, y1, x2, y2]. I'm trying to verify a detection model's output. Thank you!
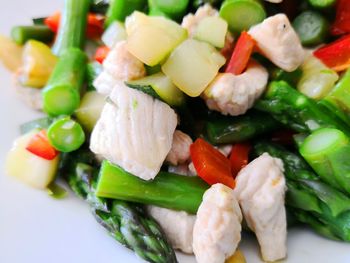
[102, 21, 127, 48]
[226, 250, 246, 263]
[75, 91, 106, 132]
[297, 55, 339, 100]
[125, 11, 187, 66]
[194, 16, 228, 48]
[162, 39, 226, 97]
[5, 131, 59, 189]
[20, 40, 57, 88]
[0, 34, 23, 72]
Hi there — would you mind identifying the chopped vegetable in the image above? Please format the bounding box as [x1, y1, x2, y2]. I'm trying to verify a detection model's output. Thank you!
[162, 39, 225, 97]
[75, 91, 106, 132]
[271, 67, 302, 87]
[101, 21, 127, 48]
[0, 35, 23, 72]
[26, 130, 59, 160]
[229, 143, 251, 177]
[47, 182, 67, 199]
[226, 250, 247, 263]
[331, 0, 350, 35]
[193, 16, 228, 48]
[86, 62, 103, 91]
[20, 40, 57, 88]
[300, 128, 350, 195]
[51, 0, 90, 55]
[149, 0, 189, 20]
[292, 11, 329, 46]
[125, 11, 187, 66]
[20, 117, 53, 135]
[42, 48, 87, 116]
[94, 45, 110, 63]
[126, 72, 186, 107]
[308, 0, 336, 10]
[219, 0, 266, 33]
[47, 117, 85, 153]
[96, 160, 208, 214]
[11, 25, 54, 45]
[190, 138, 235, 188]
[313, 34, 350, 72]
[225, 31, 255, 75]
[6, 131, 59, 189]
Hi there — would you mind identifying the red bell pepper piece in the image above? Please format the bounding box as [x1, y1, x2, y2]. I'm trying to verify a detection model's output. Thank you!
[45, 12, 104, 39]
[190, 138, 235, 188]
[331, 0, 350, 36]
[229, 143, 251, 177]
[225, 31, 255, 75]
[94, 46, 110, 64]
[313, 34, 350, 72]
[26, 130, 59, 160]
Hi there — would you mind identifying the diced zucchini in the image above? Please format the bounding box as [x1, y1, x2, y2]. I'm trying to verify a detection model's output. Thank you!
[5, 131, 59, 189]
[194, 16, 228, 48]
[162, 39, 226, 97]
[0, 34, 23, 72]
[75, 91, 106, 132]
[125, 11, 187, 66]
[20, 40, 58, 88]
[126, 72, 186, 106]
[297, 55, 339, 100]
[102, 21, 127, 48]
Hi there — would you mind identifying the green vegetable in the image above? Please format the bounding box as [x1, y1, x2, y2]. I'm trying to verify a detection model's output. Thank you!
[11, 25, 54, 45]
[96, 161, 209, 214]
[47, 182, 67, 199]
[47, 117, 85, 152]
[206, 110, 280, 144]
[148, 7, 169, 18]
[148, 0, 189, 20]
[60, 149, 177, 263]
[42, 48, 87, 116]
[308, 0, 336, 9]
[32, 17, 46, 25]
[270, 67, 302, 87]
[87, 62, 103, 91]
[20, 117, 53, 135]
[52, 0, 89, 55]
[292, 11, 329, 46]
[126, 72, 186, 107]
[300, 128, 350, 195]
[192, 0, 223, 9]
[105, 0, 147, 27]
[255, 81, 350, 137]
[219, 0, 266, 33]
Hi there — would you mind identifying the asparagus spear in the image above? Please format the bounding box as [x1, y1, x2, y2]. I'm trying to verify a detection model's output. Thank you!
[255, 81, 350, 137]
[11, 25, 54, 45]
[253, 142, 350, 241]
[60, 149, 178, 263]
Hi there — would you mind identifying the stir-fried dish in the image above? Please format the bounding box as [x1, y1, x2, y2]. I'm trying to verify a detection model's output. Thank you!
[2, 0, 350, 262]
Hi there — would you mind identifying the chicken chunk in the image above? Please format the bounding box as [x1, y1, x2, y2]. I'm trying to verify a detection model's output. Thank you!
[166, 130, 193, 166]
[147, 206, 196, 254]
[234, 153, 287, 262]
[203, 60, 268, 116]
[93, 40, 146, 95]
[193, 184, 242, 263]
[248, 14, 304, 72]
[90, 82, 177, 180]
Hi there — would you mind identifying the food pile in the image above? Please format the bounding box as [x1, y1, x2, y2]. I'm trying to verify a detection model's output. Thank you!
[2, 0, 350, 262]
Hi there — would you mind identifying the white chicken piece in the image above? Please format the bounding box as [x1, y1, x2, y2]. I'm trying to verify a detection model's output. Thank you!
[168, 164, 193, 176]
[193, 184, 242, 263]
[90, 82, 177, 180]
[147, 206, 196, 254]
[166, 130, 193, 166]
[203, 60, 268, 116]
[93, 40, 146, 95]
[248, 14, 304, 72]
[234, 153, 287, 262]
[217, 144, 233, 157]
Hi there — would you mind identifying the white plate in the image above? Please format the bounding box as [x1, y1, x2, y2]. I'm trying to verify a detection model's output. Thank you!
[0, 1, 349, 263]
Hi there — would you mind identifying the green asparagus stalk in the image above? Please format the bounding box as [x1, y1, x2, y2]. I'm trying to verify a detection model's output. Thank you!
[96, 161, 209, 214]
[52, 0, 89, 55]
[255, 81, 350, 137]
[11, 25, 54, 45]
[60, 149, 178, 263]
[299, 128, 350, 195]
[20, 117, 53, 134]
[206, 110, 280, 144]
[42, 48, 87, 116]
[253, 142, 350, 241]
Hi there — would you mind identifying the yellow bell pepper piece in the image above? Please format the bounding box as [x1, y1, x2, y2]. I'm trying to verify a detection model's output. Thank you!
[226, 250, 247, 263]
[0, 34, 23, 72]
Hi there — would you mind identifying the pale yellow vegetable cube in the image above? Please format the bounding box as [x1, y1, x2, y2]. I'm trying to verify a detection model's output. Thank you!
[226, 250, 246, 263]
[162, 39, 226, 97]
[0, 34, 23, 72]
[194, 16, 228, 48]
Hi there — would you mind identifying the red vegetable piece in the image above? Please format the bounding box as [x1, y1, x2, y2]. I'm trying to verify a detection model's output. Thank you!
[44, 12, 61, 33]
[190, 138, 235, 188]
[313, 34, 350, 72]
[94, 46, 110, 64]
[229, 143, 251, 177]
[331, 0, 350, 36]
[225, 31, 255, 75]
[26, 130, 59, 161]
